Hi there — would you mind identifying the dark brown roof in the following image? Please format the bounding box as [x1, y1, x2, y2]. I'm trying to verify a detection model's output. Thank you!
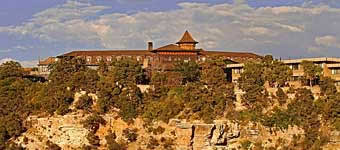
[60, 50, 152, 57]
[176, 31, 198, 44]
[202, 51, 261, 58]
[152, 44, 202, 52]
[39, 57, 57, 65]
[155, 44, 185, 51]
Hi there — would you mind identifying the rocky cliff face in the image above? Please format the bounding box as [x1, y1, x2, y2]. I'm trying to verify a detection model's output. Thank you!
[15, 113, 340, 150]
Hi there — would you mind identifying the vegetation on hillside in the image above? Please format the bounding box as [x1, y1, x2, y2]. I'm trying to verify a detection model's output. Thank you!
[0, 55, 339, 149]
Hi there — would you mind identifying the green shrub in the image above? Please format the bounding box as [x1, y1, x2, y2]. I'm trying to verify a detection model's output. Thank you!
[142, 98, 183, 123]
[241, 140, 252, 150]
[152, 126, 165, 135]
[46, 140, 61, 150]
[334, 119, 340, 131]
[107, 141, 124, 150]
[146, 136, 159, 149]
[160, 137, 174, 150]
[122, 128, 138, 143]
[319, 77, 337, 96]
[234, 110, 262, 123]
[82, 114, 106, 133]
[276, 88, 287, 105]
[87, 132, 100, 146]
[287, 86, 296, 94]
[117, 98, 138, 122]
[81, 145, 97, 150]
[261, 107, 295, 131]
[105, 131, 126, 150]
[75, 95, 93, 111]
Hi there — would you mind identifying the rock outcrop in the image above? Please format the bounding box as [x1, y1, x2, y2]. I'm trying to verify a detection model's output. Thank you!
[15, 115, 340, 150]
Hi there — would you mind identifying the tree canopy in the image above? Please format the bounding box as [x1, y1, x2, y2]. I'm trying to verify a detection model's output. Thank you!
[0, 61, 25, 80]
[301, 60, 322, 86]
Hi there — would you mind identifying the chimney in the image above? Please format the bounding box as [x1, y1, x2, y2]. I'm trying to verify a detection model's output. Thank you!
[148, 42, 153, 51]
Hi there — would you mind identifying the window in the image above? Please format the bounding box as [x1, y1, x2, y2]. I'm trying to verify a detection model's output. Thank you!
[86, 56, 92, 62]
[234, 68, 243, 74]
[331, 68, 340, 75]
[335, 81, 340, 86]
[168, 57, 172, 61]
[96, 56, 102, 62]
[137, 56, 141, 61]
[291, 76, 300, 81]
[290, 64, 299, 70]
[106, 56, 112, 62]
[316, 63, 324, 68]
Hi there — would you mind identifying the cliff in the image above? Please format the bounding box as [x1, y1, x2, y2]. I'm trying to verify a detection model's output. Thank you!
[15, 113, 340, 150]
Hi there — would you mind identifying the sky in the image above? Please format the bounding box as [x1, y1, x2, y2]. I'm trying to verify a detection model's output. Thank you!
[0, 0, 340, 67]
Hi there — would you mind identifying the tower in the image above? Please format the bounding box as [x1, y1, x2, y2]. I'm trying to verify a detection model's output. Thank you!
[176, 31, 198, 50]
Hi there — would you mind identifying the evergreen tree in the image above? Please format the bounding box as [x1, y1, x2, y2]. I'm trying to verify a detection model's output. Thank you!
[276, 88, 288, 105]
[238, 61, 266, 109]
[301, 61, 322, 87]
[110, 58, 145, 85]
[174, 61, 200, 84]
[319, 77, 337, 96]
[0, 61, 24, 80]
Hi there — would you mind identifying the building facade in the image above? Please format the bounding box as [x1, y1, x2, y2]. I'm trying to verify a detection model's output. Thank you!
[38, 31, 261, 76]
[227, 57, 340, 86]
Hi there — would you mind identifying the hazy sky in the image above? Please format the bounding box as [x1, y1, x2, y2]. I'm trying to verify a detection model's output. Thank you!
[1, 0, 340, 66]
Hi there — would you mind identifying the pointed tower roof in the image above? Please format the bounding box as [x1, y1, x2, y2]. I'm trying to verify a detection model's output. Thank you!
[176, 31, 198, 44]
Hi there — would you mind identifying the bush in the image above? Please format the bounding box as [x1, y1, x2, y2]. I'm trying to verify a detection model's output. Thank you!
[319, 77, 337, 96]
[334, 119, 340, 131]
[261, 107, 295, 131]
[55, 103, 71, 115]
[33, 84, 74, 115]
[82, 114, 106, 133]
[87, 132, 100, 146]
[146, 136, 159, 149]
[70, 69, 99, 93]
[117, 98, 138, 122]
[142, 98, 184, 123]
[81, 145, 97, 150]
[122, 128, 138, 143]
[152, 126, 165, 135]
[107, 140, 124, 150]
[105, 131, 125, 150]
[233, 110, 261, 123]
[241, 140, 252, 150]
[160, 137, 174, 150]
[276, 88, 287, 105]
[287, 86, 296, 94]
[75, 95, 93, 111]
[105, 131, 126, 150]
[0, 61, 24, 80]
[46, 140, 61, 150]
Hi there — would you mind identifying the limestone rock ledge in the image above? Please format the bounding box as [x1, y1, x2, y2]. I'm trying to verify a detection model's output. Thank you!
[14, 114, 340, 150]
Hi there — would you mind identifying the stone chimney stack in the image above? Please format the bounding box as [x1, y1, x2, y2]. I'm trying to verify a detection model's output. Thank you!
[148, 42, 153, 51]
